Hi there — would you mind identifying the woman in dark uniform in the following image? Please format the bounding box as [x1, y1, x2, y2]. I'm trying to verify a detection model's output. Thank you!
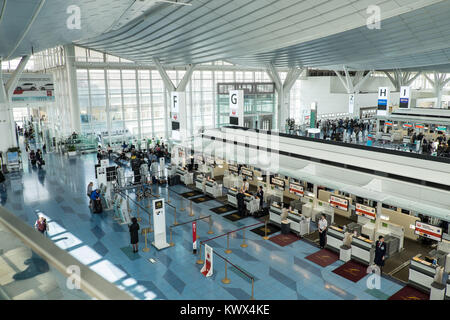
[374, 235, 387, 274]
[129, 217, 140, 253]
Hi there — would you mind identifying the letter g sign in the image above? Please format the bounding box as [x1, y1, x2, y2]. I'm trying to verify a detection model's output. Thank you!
[231, 93, 237, 105]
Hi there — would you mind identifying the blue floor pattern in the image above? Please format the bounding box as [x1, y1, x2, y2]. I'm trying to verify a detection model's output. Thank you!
[0, 150, 405, 300]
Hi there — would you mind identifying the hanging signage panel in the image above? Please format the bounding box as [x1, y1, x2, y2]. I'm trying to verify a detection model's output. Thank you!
[414, 221, 442, 242]
[356, 203, 376, 220]
[271, 177, 285, 191]
[2, 73, 55, 102]
[330, 195, 348, 211]
[377, 87, 390, 116]
[229, 90, 244, 126]
[289, 182, 304, 196]
[399, 86, 411, 109]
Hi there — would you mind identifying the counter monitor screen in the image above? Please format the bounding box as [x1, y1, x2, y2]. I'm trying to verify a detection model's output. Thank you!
[155, 200, 163, 210]
[241, 168, 253, 178]
[228, 165, 239, 173]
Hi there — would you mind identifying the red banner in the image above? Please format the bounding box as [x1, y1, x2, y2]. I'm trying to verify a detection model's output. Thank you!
[192, 221, 197, 253]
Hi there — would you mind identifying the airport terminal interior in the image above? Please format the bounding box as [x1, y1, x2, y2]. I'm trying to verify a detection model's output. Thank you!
[1, 0, 450, 301]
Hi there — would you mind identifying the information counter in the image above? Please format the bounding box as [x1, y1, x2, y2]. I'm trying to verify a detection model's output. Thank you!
[327, 226, 345, 253]
[351, 236, 374, 265]
[409, 256, 437, 293]
[244, 193, 260, 214]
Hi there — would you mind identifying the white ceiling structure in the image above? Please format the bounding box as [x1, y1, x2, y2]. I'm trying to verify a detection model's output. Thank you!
[1, 0, 450, 71]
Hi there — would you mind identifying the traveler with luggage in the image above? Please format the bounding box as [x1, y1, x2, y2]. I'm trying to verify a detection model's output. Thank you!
[90, 189, 103, 213]
[34, 216, 49, 235]
[36, 149, 45, 169]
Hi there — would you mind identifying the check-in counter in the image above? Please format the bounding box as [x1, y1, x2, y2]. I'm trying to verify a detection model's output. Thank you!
[227, 188, 238, 207]
[351, 236, 374, 266]
[327, 226, 345, 253]
[176, 167, 194, 185]
[167, 164, 177, 176]
[446, 275, 450, 300]
[288, 211, 311, 236]
[195, 175, 205, 193]
[244, 193, 259, 214]
[409, 256, 437, 293]
[205, 179, 223, 198]
[269, 202, 283, 225]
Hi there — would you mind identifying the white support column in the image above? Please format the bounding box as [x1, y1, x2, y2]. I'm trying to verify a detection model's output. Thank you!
[153, 58, 196, 146]
[64, 44, 81, 133]
[266, 63, 303, 132]
[1, 56, 31, 153]
[424, 72, 450, 109]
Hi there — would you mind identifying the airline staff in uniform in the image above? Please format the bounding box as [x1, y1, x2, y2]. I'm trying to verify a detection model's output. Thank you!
[241, 178, 250, 193]
[318, 214, 328, 249]
[374, 236, 387, 274]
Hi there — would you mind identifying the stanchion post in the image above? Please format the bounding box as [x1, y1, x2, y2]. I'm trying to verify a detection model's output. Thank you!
[167, 188, 171, 204]
[180, 197, 185, 211]
[225, 233, 232, 254]
[221, 261, 230, 284]
[207, 216, 214, 234]
[137, 202, 142, 222]
[173, 207, 179, 226]
[142, 229, 150, 252]
[196, 242, 204, 265]
[169, 226, 174, 247]
[189, 200, 194, 217]
[241, 229, 248, 248]
[251, 278, 255, 300]
[263, 220, 269, 240]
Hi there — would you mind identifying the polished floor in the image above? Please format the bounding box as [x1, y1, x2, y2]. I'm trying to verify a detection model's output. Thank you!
[0, 148, 406, 300]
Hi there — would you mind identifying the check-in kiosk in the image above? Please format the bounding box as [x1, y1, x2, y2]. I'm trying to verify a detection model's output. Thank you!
[227, 187, 239, 207]
[205, 177, 223, 198]
[409, 255, 438, 293]
[327, 226, 345, 253]
[195, 174, 206, 193]
[288, 210, 310, 236]
[351, 236, 374, 266]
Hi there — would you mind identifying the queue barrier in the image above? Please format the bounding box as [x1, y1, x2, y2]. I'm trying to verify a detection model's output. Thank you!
[198, 242, 255, 300]
[168, 215, 212, 247]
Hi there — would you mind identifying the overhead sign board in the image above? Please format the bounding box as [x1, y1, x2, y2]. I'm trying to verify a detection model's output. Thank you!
[330, 195, 348, 211]
[399, 86, 411, 109]
[356, 203, 376, 220]
[377, 87, 390, 116]
[415, 221, 442, 242]
[229, 90, 244, 126]
[289, 182, 304, 196]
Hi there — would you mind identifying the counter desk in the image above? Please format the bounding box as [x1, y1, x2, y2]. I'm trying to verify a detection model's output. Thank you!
[195, 175, 205, 193]
[351, 236, 374, 266]
[409, 256, 438, 293]
[205, 179, 223, 198]
[269, 204, 310, 236]
[176, 168, 193, 185]
[326, 226, 345, 253]
[227, 188, 238, 207]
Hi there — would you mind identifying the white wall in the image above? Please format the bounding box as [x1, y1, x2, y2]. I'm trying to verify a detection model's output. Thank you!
[296, 76, 399, 116]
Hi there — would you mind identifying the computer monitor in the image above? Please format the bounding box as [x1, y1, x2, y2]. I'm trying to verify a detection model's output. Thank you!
[424, 256, 435, 264]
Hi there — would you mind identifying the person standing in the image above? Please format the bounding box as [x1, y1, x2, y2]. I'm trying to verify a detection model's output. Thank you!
[256, 185, 264, 209]
[0, 170, 6, 192]
[87, 182, 94, 207]
[236, 189, 246, 216]
[34, 216, 48, 235]
[129, 217, 140, 253]
[374, 235, 387, 275]
[241, 178, 249, 193]
[318, 214, 328, 249]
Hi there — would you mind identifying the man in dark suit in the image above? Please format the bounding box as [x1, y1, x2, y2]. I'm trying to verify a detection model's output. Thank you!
[236, 189, 246, 216]
[374, 235, 387, 275]
[256, 186, 264, 209]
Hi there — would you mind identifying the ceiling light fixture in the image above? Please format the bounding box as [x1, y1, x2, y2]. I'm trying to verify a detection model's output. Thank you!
[155, 0, 192, 6]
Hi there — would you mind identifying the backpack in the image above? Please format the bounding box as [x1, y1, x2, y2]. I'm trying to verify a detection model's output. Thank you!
[37, 220, 46, 231]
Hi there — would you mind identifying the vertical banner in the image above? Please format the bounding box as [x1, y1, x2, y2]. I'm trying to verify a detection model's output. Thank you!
[152, 199, 170, 250]
[377, 87, 390, 116]
[171, 92, 186, 141]
[229, 90, 244, 126]
[310, 102, 317, 128]
[192, 221, 197, 254]
[399, 86, 411, 109]
[348, 94, 355, 114]
[201, 244, 213, 277]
